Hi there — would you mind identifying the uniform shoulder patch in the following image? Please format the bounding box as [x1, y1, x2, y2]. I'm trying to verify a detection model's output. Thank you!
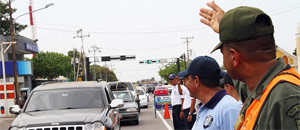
[286, 104, 300, 118]
[203, 115, 213, 129]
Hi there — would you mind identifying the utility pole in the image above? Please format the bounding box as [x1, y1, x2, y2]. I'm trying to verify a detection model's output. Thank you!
[105, 61, 107, 81]
[181, 36, 193, 65]
[73, 47, 77, 81]
[73, 29, 90, 81]
[9, 0, 20, 106]
[89, 45, 101, 81]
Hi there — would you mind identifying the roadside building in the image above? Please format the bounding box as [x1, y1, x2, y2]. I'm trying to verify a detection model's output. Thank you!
[0, 35, 37, 117]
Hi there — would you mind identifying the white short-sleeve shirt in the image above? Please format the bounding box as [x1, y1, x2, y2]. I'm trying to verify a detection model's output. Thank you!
[171, 85, 182, 106]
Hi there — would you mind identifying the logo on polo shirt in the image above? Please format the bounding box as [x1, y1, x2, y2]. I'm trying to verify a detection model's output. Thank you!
[203, 115, 213, 129]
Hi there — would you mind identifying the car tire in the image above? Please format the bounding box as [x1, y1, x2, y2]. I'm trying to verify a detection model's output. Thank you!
[134, 119, 139, 125]
[145, 105, 148, 108]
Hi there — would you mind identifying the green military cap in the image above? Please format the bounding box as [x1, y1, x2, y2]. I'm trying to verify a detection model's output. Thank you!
[211, 6, 274, 53]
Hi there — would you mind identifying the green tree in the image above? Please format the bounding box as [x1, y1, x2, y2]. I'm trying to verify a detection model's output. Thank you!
[158, 59, 186, 83]
[293, 48, 297, 56]
[32, 51, 72, 80]
[151, 77, 155, 81]
[0, 1, 27, 36]
[90, 65, 117, 82]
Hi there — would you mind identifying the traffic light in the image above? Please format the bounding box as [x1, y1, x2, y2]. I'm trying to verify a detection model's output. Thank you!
[139, 59, 161, 64]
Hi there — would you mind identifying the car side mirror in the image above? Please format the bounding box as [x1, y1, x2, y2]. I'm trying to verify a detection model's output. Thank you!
[9, 105, 21, 114]
[110, 99, 124, 109]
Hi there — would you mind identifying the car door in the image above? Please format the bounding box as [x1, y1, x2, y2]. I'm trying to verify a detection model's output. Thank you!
[104, 88, 120, 130]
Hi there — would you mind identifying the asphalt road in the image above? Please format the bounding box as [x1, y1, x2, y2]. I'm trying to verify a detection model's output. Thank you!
[121, 94, 174, 130]
[0, 94, 175, 130]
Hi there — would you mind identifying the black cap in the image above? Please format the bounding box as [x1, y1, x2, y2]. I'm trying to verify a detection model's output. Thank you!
[169, 74, 176, 80]
[224, 73, 234, 86]
[178, 56, 220, 80]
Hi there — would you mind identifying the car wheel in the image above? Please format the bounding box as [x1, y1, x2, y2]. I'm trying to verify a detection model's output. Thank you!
[145, 105, 148, 108]
[134, 119, 139, 125]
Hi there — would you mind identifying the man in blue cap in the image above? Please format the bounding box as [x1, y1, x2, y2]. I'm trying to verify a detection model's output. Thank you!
[169, 74, 185, 130]
[176, 76, 196, 130]
[178, 56, 241, 130]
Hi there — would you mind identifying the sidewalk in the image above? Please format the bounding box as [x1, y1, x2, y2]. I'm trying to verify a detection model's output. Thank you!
[0, 117, 15, 130]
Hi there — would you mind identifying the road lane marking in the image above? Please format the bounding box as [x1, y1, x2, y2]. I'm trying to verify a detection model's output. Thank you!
[156, 107, 173, 130]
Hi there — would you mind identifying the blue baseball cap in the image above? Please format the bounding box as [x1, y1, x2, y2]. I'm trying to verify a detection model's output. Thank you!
[219, 71, 226, 79]
[169, 74, 176, 80]
[178, 56, 221, 80]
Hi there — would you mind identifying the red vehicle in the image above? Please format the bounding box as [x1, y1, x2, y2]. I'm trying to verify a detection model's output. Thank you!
[154, 86, 169, 95]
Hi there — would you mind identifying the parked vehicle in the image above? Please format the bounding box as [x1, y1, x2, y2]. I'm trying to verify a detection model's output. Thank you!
[136, 88, 148, 108]
[154, 86, 169, 96]
[145, 85, 155, 93]
[136, 86, 149, 102]
[112, 90, 139, 125]
[9, 81, 123, 130]
[164, 85, 173, 94]
[108, 81, 137, 99]
[108, 81, 141, 113]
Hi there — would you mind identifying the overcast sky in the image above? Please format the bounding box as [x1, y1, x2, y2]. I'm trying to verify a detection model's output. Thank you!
[11, 0, 300, 82]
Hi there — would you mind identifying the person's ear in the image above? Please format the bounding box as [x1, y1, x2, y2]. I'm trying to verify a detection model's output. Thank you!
[230, 49, 240, 67]
[195, 76, 201, 86]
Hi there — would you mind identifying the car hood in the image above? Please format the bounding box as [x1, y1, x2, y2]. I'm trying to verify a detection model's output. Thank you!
[11, 108, 105, 128]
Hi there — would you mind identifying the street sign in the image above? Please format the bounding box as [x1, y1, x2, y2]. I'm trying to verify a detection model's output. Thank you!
[139, 59, 167, 64]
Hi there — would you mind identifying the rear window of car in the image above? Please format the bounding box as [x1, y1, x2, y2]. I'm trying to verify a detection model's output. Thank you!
[156, 87, 167, 90]
[109, 82, 134, 91]
[113, 92, 134, 102]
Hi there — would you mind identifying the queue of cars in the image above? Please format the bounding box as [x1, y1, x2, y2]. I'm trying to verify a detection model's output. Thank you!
[8, 81, 164, 130]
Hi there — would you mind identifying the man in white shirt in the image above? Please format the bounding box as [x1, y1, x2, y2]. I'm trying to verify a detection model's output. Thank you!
[176, 77, 196, 130]
[169, 74, 185, 130]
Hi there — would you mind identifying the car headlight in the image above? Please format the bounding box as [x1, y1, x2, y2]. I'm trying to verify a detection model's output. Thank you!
[126, 107, 137, 112]
[10, 127, 26, 130]
[84, 122, 106, 130]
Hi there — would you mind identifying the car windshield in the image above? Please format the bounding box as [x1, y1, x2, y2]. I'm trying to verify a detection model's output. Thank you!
[109, 82, 134, 91]
[113, 92, 134, 102]
[25, 88, 104, 112]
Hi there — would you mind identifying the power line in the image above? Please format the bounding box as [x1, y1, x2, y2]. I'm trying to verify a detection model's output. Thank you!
[101, 43, 184, 51]
[50, 0, 77, 29]
[270, 5, 300, 16]
[36, 26, 207, 34]
[40, 0, 73, 32]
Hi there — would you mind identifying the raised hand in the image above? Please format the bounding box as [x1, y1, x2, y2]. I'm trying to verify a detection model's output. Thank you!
[199, 0, 225, 33]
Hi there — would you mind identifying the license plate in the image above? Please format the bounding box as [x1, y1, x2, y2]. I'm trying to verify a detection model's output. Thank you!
[160, 91, 163, 93]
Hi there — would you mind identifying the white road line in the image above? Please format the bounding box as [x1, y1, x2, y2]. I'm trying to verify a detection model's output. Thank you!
[155, 107, 173, 130]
